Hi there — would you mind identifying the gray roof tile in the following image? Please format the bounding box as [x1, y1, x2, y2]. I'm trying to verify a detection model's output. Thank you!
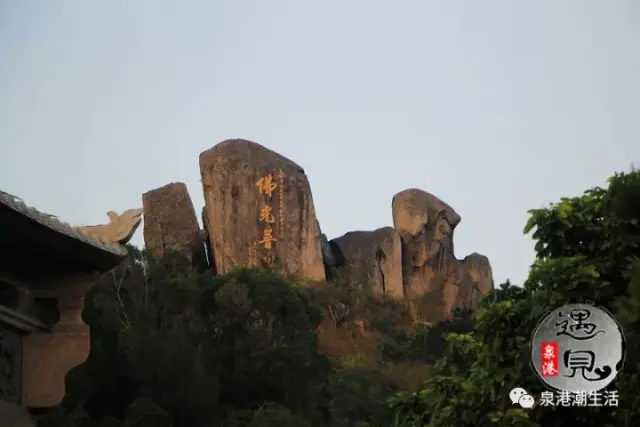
[0, 190, 128, 257]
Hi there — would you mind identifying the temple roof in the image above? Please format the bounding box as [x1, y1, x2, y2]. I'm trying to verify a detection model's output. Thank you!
[0, 190, 128, 275]
[0, 190, 128, 256]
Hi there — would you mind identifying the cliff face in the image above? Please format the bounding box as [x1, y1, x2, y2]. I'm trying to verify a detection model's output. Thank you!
[141, 139, 494, 322]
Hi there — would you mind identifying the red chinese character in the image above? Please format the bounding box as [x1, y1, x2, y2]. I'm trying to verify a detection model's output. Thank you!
[541, 342, 559, 377]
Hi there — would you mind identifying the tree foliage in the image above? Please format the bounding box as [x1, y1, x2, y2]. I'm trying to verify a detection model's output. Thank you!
[34, 251, 335, 426]
[389, 169, 640, 426]
[374, 308, 475, 365]
[35, 248, 428, 426]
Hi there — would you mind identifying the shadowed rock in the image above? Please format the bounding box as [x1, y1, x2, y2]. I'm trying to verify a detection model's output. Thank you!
[142, 182, 206, 268]
[330, 227, 403, 298]
[202, 206, 216, 274]
[320, 232, 336, 268]
[200, 139, 325, 281]
[461, 252, 494, 308]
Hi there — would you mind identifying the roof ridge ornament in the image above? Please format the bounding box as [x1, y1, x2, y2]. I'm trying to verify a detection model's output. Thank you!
[75, 208, 143, 245]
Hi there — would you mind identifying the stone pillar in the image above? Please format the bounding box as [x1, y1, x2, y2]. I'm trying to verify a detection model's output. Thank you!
[0, 400, 34, 427]
[23, 276, 95, 408]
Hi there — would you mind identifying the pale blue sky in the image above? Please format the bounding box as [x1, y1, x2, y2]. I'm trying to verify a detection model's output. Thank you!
[1, 1, 638, 285]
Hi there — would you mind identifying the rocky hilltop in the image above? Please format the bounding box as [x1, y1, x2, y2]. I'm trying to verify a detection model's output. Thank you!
[141, 139, 494, 321]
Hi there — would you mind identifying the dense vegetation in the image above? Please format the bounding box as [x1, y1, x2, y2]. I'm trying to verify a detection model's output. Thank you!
[33, 169, 640, 426]
[390, 169, 640, 426]
[33, 249, 448, 427]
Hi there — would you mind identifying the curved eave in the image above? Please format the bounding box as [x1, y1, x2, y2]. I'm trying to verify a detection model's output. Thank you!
[0, 191, 128, 275]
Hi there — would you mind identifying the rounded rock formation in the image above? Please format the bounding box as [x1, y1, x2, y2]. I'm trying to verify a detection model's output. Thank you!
[392, 188, 493, 318]
[330, 227, 404, 298]
[200, 139, 325, 281]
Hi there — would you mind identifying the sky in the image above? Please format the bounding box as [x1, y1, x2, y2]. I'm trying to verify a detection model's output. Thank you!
[1, 1, 638, 286]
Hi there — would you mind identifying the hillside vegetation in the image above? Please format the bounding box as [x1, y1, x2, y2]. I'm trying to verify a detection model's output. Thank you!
[34, 169, 640, 427]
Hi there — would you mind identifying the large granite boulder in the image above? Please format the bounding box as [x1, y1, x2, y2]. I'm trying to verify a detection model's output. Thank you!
[392, 189, 460, 296]
[330, 227, 403, 298]
[200, 139, 325, 281]
[392, 188, 493, 317]
[142, 182, 206, 268]
[461, 253, 494, 308]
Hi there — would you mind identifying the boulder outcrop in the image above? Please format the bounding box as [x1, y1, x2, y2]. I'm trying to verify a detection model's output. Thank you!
[392, 189, 460, 296]
[330, 227, 403, 298]
[142, 182, 206, 267]
[392, 188, 493, 317]
[200, 139, 325, 281]
[461, 253, 494, 308]
[139, 140, 494, 324]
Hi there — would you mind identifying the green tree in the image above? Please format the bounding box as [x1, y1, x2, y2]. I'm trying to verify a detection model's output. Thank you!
[375, 308, 475, 365]
[36, 250, 335, 427]
[389, 169, 640, 427]
[198, 267, 330, 419]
